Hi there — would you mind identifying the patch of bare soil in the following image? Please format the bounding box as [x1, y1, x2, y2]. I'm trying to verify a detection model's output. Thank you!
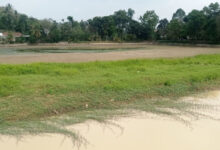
[0, 42, 148, 49]
[0, 43, 220, 64]
[1, 91, 220, 150]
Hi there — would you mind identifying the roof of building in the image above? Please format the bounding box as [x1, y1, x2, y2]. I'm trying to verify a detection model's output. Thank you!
[3, 32, 22, 37]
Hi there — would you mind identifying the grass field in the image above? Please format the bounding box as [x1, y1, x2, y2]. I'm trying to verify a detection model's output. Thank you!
[1, 54, 220, 141]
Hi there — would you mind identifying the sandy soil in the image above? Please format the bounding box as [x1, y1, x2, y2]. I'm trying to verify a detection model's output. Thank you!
[0, 44, 220, 64]
[1, 91, 220, 150]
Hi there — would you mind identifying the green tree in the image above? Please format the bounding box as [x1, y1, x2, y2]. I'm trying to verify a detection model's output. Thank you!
[0, 4, 16, 30]
[113, 10, 130, 40]
[172, 8, 186, 22]
[157, 19, 169, 39]
[0, 2, 220, 43]
[127, 8, 135, 19]
[185, 10, 206, 40]
[202, 2, 220, 42]
[140, 10, 159, 40]
[40, 19, 53, 35]
[60, 22, 72, 41]
[48, 21, 61, 43]
[216, 16, 220, 41]
[167, 19, 185, 40]
[67, 16, 78, 28]
[16, 14, 29, 33]
[29, 21, 42, 43]
[203, 2, 220, 16]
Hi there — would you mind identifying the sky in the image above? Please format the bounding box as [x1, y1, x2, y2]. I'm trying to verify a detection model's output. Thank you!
[0, 0, 218, 22]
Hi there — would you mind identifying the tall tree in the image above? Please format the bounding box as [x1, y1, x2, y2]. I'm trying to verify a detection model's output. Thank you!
[127, 8, 135, 19]
[203, 2, 220, 16]
[16, 14, 29, 33]
[185, 10, 206, 40]
[140, 10, 159, 40]
[216, 15, 220, 41]
[167, 19, 185, 40]
[157, 18, 169, 39]
[113, 10, 130, 40]
[29, 20, 42, 43]
[48, 21, 61, 43]
[40, 19, 53, 35]
[202, 2, 220, 42]
[172, 8, 186, 22]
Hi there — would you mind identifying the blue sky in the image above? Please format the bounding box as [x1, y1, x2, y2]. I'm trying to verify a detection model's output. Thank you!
[0, 0, 218, 21]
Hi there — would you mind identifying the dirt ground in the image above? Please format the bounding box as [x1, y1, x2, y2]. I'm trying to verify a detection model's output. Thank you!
[1, 91, 220, 150]
[0, 42, 148, 50]
[0, 43, 220, 64]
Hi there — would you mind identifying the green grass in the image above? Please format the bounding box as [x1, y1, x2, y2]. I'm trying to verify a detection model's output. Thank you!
[1, 54, 220, 142]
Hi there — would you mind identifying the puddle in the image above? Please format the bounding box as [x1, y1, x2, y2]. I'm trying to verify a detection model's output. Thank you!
[1, 91, 220, 150]
[0, 49, 21, 55]
[0, 48, 142, 56]
[0, 48, 113, 55]
[16, 49, 117, 54]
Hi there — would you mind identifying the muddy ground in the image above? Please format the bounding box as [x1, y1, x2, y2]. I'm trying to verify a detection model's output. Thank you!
[0, 43, 220, 64]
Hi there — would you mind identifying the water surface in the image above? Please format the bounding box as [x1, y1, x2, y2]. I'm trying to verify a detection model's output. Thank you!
[0, 48, 141, 55]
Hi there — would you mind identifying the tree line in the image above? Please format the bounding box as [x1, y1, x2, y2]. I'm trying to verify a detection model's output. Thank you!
[0, 2, 220, 43]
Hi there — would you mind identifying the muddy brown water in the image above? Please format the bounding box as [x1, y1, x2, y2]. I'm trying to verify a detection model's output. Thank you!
[1, 91, 220, 150]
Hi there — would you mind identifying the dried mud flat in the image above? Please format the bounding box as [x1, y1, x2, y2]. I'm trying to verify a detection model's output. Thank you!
[0, 43, 220, 64]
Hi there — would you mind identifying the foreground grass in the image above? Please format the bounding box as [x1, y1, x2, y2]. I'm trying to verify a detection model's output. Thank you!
[1, 54, 220, 142]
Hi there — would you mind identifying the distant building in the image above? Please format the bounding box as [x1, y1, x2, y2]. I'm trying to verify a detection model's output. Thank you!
[0, 33, 4, 42]
[0, 31, 29, 42]
[3, 32, 22, 41]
